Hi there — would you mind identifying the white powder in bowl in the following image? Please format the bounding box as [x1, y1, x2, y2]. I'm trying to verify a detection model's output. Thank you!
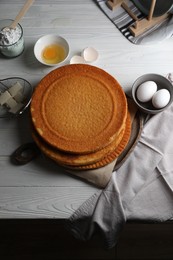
[0, 26, 22, 45]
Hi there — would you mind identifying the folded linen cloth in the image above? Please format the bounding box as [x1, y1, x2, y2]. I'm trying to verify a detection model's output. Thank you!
[95, 0, 173, 45]
[66, 100, 173, 249]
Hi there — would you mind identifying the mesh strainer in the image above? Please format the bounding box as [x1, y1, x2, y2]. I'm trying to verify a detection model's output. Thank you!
[0, 77, 33, 118]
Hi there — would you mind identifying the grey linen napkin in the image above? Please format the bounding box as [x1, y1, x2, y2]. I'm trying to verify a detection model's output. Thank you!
[66, 101, 173, 249]
[95, 0, 173, 45]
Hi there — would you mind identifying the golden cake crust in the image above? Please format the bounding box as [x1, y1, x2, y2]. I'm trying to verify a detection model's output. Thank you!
[63, 111, 131, 170]
[32, 121, 125, 166]
[31, 64, 127, 154]
[32, 111, 131, 169]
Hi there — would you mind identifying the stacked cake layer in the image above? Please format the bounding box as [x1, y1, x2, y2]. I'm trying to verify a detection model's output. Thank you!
[30, 64, 131, 169]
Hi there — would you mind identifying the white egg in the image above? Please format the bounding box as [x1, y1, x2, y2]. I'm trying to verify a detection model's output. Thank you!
[136, 81, 157, 102]
[152, 89, 170, 109]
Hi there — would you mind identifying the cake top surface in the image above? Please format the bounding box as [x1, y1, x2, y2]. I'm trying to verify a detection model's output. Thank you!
[31, 64, 127, 154]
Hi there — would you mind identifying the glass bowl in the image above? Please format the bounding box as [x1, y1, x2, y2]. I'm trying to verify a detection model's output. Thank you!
[0, 19, 24, 58]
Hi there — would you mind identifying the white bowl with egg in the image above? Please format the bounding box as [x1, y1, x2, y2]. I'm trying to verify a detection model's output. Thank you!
[34, 34, 69, 66]
[132, 74, 173, 114]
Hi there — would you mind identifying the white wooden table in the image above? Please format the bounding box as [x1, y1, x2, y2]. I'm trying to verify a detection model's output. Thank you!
[0, 0, 173, 219]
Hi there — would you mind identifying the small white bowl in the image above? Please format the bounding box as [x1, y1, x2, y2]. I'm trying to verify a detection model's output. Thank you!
[34, 34, 69, 66]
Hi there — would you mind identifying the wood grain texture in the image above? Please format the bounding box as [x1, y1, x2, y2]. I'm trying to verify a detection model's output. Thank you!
[0, 187, 99, 218]
[0, 0, 173, 219]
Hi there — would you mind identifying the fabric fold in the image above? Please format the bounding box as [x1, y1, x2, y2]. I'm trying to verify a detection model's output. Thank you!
[66, 173, 126, 249]
[66, 102, 173, 249]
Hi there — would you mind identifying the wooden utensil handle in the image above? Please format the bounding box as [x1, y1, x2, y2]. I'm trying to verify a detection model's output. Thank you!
[11, 142, 40, 165]
[148, 0, 156, 21]
[10, 0, 35, 29]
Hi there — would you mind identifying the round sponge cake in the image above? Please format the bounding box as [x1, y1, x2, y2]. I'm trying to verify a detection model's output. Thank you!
[32, 111, 131, 168]
[31, 64, 127, 154]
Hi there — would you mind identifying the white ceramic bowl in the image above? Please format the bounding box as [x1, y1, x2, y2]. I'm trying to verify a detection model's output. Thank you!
[34, 34, 69, 66]
[132, 74, 173, 114]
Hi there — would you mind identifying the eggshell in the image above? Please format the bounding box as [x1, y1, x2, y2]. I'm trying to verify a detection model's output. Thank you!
[152, 89, 170, 109]
[136, 81, 157, 102]
[82, 47, 99, 63]
[70, 55, 86, 64]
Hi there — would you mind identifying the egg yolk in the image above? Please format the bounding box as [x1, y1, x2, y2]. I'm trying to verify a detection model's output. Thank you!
[42, 44, 66, 64]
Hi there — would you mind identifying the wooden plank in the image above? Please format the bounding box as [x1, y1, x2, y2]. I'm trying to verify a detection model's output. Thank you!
[1, 220, 173, 260]
[117, 222, 173, 259]
[0, 219, 116, 260]
[0, 186, 99, 218]
[0, 155, 101, 188]
[0, 0, 173, 221]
